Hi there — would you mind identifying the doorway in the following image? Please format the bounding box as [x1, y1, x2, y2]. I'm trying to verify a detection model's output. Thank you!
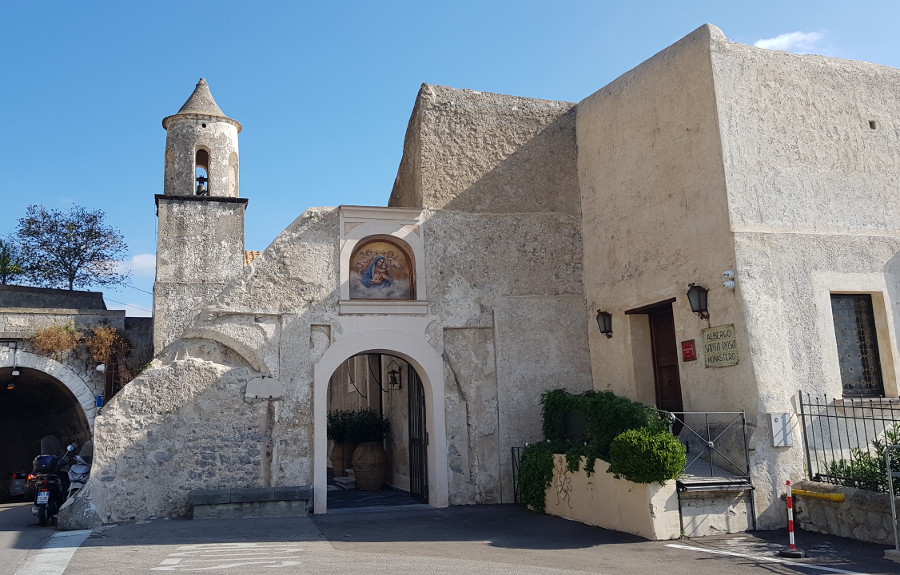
[648, 304, 684, 416]
[325, 354, 427, 509]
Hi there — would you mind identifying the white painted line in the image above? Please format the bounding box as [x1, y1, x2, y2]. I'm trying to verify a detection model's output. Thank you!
[15, 529, 92, 575]
[151, 543, 304, 571]
[666, 543, 869, 575]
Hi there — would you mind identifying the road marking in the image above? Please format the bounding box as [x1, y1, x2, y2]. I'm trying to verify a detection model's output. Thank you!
[151, 543, 304, 571]
[666, 543, 869, 575]
[15, 529, 92, 575]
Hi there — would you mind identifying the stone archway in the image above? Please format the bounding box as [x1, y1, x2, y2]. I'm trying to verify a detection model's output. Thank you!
[0, 349, 97, 430]
[312, 329, 447, 514]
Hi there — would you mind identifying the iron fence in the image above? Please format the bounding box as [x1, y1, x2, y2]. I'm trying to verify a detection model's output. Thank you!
[798, 391, 900, 493]
[668, 411, 753, 484]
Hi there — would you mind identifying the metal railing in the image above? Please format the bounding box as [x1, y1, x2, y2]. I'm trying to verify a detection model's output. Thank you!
[798, 391, 900, 493]
[669, 411, 752, 483]
[511, 446, 523, 503]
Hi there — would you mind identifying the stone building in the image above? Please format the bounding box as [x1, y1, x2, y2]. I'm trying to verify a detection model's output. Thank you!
[77, 24, 900, 531]
[0, 285, 151, 491]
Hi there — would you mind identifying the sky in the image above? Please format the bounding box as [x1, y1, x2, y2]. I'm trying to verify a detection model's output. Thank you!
[2, 1, 899, 317]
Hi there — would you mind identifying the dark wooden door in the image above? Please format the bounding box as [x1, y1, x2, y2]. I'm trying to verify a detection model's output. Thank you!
[408, 369, 428, 503]
[648, 305, 684, 415]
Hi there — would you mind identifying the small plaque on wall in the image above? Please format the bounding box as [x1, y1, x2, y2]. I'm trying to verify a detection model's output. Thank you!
[701, 324, 739, 368]
[681, 340, 697, 362]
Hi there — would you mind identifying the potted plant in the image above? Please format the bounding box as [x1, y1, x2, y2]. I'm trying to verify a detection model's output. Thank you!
[348, 410, 390, 490]
[327, 410, 356, 478]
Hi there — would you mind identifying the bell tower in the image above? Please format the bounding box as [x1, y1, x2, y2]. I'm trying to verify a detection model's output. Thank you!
[154, 78, 248, 353]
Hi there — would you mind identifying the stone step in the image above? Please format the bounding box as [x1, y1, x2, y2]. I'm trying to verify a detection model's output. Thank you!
[188, 486, 312, 520]
[333, 476, 356, 489]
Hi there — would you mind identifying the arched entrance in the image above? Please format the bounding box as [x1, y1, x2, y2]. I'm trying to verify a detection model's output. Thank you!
[324, 354, 429, 508]
[0, 351, 95, 498]
[312, 329, 448, 514]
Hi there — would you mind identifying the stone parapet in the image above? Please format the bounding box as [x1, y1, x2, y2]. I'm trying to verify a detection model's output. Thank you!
[793, 480, 896, 545]
[188, 486, 312, 519]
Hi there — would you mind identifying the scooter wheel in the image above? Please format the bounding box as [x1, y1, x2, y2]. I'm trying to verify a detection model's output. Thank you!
[37, 505, 48, 526]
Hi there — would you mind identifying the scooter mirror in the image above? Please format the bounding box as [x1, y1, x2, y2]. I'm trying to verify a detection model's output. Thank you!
[67, 444, 75, 452]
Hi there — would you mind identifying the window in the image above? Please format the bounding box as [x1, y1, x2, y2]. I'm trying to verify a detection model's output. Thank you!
[831, 294, 884, 397]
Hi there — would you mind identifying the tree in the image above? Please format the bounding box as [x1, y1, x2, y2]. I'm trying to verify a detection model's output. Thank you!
[0, 237, 24, 285]
[16, 205, 129, 291]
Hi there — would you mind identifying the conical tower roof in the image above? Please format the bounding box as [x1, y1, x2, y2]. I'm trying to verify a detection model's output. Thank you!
[162, 78, 242, 132]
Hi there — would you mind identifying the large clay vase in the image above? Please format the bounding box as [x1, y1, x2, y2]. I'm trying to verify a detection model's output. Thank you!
[331, 442, 357, 477]
[352, 441, 387, 490]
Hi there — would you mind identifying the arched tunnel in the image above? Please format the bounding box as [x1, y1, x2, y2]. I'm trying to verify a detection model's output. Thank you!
[0, 366, 91, 498]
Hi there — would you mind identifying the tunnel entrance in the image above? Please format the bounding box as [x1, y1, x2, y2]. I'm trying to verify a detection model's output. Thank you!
[0, 366, 91, 499]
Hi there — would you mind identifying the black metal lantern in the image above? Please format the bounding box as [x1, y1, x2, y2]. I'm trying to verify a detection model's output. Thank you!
[387, 360, 402, 391]
[595, 310, 613, 338]
[687, 284, 709, 319]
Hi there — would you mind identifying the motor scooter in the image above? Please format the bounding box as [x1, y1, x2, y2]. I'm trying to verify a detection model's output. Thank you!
[66, 442, 92, 499]
[31, 447, 73, 526]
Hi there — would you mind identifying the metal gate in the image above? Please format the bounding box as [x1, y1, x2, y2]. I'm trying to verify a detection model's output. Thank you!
[408, 368, 428, 503]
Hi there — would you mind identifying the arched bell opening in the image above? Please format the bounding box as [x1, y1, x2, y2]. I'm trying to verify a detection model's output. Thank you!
[195, 148, 210, 196]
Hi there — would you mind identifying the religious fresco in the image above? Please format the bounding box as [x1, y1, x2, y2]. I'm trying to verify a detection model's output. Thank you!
[349, 239, 414, 300]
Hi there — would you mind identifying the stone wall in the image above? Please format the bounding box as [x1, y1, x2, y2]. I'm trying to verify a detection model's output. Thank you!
[391, 83, 593, 504]
[793, 480, 897, 545]
[89, 207, 341, 522]
[154, 196, 247, 352]
[390, 84, 578, 215]
[0, 285, 107, 310]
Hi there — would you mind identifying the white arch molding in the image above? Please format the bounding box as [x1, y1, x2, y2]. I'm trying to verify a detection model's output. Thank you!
[312, 328, 448, 513]
[0, 350, 98, 430]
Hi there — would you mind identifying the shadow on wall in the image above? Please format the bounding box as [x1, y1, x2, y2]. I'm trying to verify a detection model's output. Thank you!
[435, 106, 579, 215]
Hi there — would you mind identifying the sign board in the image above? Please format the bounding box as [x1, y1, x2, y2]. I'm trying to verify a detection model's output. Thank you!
[701, 323, 738, 368]
[681, 340, 697, 362]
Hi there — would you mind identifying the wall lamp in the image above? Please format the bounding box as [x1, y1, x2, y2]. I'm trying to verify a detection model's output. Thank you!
[387, 359, 402, 391]
[595, 310, 613, 338]
[687, 284, 709, 319]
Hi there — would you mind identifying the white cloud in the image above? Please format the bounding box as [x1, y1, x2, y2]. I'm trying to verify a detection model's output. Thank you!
[128, 253, 156, 277]
[754, 31, 824, 53]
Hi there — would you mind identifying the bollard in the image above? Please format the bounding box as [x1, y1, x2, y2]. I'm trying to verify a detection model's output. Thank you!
[778, 480, 806, 558]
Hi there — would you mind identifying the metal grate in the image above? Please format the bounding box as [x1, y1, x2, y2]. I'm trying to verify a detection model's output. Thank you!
[831, 294, 885, 398]
[799, 391, 900, 492]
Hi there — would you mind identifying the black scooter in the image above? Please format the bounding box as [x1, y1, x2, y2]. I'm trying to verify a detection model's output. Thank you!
[31, 449, 72, 526]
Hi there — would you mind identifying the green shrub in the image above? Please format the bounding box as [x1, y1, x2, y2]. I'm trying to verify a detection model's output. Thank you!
[607, 427, 687, 485]
[518, 442, 556, 513]
[826, 423, 900, 494]
[540, 389, 666, 461]
[327, 409, 389, 444]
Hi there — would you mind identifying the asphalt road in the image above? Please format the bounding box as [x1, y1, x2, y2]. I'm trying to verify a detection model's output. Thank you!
[2, 500, 899, 574]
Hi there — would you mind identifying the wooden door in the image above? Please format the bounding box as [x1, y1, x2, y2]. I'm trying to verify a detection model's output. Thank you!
[648, 305, 684, 415]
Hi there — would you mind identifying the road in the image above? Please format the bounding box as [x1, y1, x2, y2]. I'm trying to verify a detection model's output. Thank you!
[2, 500, 898, 574]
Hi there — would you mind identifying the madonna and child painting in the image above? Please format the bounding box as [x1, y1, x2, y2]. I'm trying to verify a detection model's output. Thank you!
[349, 240, 414, 300]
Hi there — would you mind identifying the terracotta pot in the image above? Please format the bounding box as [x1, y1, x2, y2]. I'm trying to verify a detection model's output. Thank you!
[331, 442, 357, 477]
[352, 441, 387, 490]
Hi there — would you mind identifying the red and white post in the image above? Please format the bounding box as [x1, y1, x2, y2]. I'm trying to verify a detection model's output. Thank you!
[779, 480, 806, 558]
[786, 480, 796, 550]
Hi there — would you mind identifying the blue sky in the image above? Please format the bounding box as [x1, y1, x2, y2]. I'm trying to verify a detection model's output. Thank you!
[2, 1, 898, 316]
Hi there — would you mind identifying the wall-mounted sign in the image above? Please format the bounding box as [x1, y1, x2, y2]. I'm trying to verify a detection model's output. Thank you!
[681, 340, 697, 362]
[701, 323, 738, 368]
